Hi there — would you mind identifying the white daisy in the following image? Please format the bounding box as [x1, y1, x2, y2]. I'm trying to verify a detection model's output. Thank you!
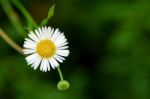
[23, 26, 69, 72]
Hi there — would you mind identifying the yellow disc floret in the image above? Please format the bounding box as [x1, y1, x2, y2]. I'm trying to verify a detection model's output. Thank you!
[36, 39, 56, 58]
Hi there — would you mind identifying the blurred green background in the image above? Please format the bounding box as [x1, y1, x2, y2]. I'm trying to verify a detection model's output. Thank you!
[1, 0, 150, 99]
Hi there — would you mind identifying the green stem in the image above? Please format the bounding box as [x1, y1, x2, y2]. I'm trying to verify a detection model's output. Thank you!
[57, 66, 64, 81]
[0, 28, 23, 54]
[0, 0, 26, 37]
[10, 0, 38, 29]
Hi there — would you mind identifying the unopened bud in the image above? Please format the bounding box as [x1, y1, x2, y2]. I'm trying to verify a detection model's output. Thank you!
[57, 80, 70, 91]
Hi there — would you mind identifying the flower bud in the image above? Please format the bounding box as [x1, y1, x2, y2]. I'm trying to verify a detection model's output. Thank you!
[57, 80, 70, 91]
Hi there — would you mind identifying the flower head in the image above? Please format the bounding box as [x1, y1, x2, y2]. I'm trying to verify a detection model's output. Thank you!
[23, 26, 69, 72]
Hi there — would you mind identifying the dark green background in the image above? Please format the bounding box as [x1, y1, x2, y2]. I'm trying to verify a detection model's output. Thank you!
[0, 0, 150, 99]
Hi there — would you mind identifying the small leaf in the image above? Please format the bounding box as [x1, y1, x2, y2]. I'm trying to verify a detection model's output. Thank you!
[27, 21, 35, 31]
[24, 27, 33, 32]
[40, 4, 55, 26]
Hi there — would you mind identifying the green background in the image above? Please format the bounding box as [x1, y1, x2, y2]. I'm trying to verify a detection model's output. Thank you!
[0, 0, 150, 99]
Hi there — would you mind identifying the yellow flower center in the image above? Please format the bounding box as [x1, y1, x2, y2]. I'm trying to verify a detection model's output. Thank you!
[36, 39, 56, 58]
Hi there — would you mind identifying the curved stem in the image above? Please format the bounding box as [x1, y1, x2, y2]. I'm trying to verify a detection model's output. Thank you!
[10, 0, 38, 29]
[57, 66, 64, 81]
[0, 0, 26, 37]
[0, 28, 23, 54]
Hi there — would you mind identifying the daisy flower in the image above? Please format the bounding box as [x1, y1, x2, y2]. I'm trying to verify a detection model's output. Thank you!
[23, 26, 69, 72]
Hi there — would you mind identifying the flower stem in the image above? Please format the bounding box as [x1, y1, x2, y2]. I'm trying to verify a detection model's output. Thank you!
[0, 28, 23, 54]
[10, 0, 38, 29]
[57, 66, 64, 81]
[0, 0, 26, 37]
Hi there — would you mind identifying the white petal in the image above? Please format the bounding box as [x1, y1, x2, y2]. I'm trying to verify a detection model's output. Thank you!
[52, 58, 59, 67]
[41, 27, 46, 37]
[24, 38, 37, 49]
[49, 58, 55, 69]
[23, 49, 36, 54]
[40, 59, 49, 72]
[28, 32, 39, 42]
[25, 38, 36, 44]
[23, 42, 36, 49]
[55, 37, 68, 47]
[32, 57, 42, 70]
[42, 26, 48, 38]
[51, 29, 60, 41]
[43, 26, 50, 39]
[56, 50, 70, 57]
[47, 27, 53, 39]
[57, 42, 68, 48]
[54, 55, 64, 63]
[49, 58, 59, 68]
[40, 59, 45, 71]
[57, 46, 69, 50]
[49, 28, 54, 39]
[25, 53, 39, 65]
[55, 33, 65, 41]
[24, 41, 35, 46]
[47, 61, 50, 71]
[35, 29, 42, 40]
[54, 33, 66, 45]
[39, 28, 45, 39]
